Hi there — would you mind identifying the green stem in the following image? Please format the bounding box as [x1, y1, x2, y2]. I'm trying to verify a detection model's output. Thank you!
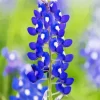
[48, 48, 52, 100]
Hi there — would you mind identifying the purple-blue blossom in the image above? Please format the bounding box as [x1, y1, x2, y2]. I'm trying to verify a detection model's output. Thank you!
[10, 70, 48, 100]
[80, 36, 100, 88]
[27, 0, 74, 98]
[1, 48, 24, 76]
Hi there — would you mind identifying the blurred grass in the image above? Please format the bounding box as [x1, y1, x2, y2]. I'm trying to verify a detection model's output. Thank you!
[0, 0, 97, 100]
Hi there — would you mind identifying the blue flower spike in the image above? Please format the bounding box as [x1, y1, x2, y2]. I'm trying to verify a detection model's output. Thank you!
[27, 0, 74, 99]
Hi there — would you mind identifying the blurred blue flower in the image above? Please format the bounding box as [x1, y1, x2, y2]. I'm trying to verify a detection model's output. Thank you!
[27, 0, 74, 98]
[1, 48, 24, 76]
[10, 70, 48, 100]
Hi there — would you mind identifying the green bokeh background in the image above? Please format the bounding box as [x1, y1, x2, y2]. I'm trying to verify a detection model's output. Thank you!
[0, 0, 99, 100]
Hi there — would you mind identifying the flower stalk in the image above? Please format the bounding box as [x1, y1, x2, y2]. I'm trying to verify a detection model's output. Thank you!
[27, 0, 74, 99]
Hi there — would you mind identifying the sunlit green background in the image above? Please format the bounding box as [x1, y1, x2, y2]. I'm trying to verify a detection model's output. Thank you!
[1, 0, 99, 100]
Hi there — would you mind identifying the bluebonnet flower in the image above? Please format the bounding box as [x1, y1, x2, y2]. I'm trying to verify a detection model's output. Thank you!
[80, 36, 100, 88]
[80, 0, 100, 88]
[27, 0, 74, 99]
[1, 48, 24, 76]
[10, 68, 48, 100]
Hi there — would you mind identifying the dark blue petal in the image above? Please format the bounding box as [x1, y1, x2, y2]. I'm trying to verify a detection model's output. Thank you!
[65, 78, 74, 85]
[44, 13, 52, 28]
[51, 23, 60, 35]
[61, 15, 70, 23]
[56, 80, 63, 93]
[27, 71, 36, 83]
[59, 23, 66, 30]
[27, 52, 37, 60]
[29, 42, 36, 50]
[31, 17, 37, 25]
[27, 27, 37, 36]
[36, 20, 43, 33]
[58, 29, 65, 37]
[57, 53, 65, 61]
[63, 86, 71, 95]
[49, 38, 56, 52]
[39, 3, 47, 13]
[42, 52, 50, 66]
[63, 39, 72, 47]
[54, 10, 61, 21]
[62, 62, 69, 71]
[65, 54, 74, 62]
[37, 69, 44, 80]
[37, 30, 49, 45]
[50, 2, 57, 13]
[52, 65, 60, 77]
[36, 45, 43, 57]
[56, 45, 63, 53]
[38, 61, 44, 69]
[57, 37, 64, 44]
[60, 72, 68, 80]
[34, 10, 40, 18]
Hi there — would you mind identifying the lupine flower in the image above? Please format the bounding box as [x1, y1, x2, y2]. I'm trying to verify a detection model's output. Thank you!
[27, 0, 74, 99]
[80, 1, 100, 88]
[80, 36, 100, 88]
[1, 48, 24, 76]
[10, 69, 48, 100]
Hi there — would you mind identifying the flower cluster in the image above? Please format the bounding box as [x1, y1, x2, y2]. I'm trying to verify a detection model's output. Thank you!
[80, 35, 100, 88]
[80, 0, 100, 88]
[27, 0, 74, 97]
[1, 47, 24, 76]
[10, 70, 48, 100]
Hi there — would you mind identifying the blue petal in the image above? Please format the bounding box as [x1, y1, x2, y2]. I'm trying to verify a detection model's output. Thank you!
[36, 20, 43, 33]
[63, 39, 72, 47]
[29, 42, 36, 50]
[62, 62, 69, 71]
[56, 45, 63, 53]
[63, 86, 71, 95]
[61, 15, 70, 23]
[57, 53, 65, 61]
[38, 3, 47, 13]
[56, 80, 63, 93]
[50, 2, 57, 13]
[42, 52, 50, 66]
[65, 54, 74, 62]
[58, 29, 65, 37]
[38, 61, 44, 69]
[57, 37, 64, 44]
[59, 23, 66, 30]
[49, 38, 56, 52]
[12, 78, 19, 90]
[27, 27, 37, 36]
[36, 45, 43, 57]
[27, 52, 37, 60]
[65, 78, 74, 85]
[52, 64, 60, 77]
[27, 71, 36, 83]
[54, 10, 62, 21]
[31, 17, 37, 25]
[60, 72, 68, 80]
[37, 30, 49, 45]
[34, 10, 40, 18]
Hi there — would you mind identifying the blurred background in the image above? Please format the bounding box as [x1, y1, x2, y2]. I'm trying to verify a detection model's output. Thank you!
[1, 0, 100, 100]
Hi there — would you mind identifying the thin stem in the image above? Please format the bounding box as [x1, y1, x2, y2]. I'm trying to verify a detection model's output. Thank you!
[48, 47, 52, 100]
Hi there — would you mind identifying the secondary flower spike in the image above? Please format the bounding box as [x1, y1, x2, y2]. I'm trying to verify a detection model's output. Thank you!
[27, 0, 74, 99]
